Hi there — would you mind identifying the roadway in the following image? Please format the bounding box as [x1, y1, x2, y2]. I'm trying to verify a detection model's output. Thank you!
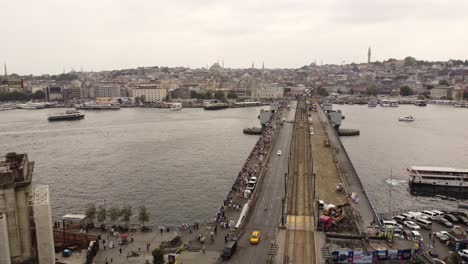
[284, 99, 316, 264]
[227, 101, 296, 264]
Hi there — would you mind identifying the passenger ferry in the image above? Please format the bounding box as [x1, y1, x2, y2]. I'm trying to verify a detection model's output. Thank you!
[408, 166, 468, 198]
[170, 103, 182, 111]
[75, 102, 120, 110]
[380, 99, 391, 107]
[367, 100, 378, 107]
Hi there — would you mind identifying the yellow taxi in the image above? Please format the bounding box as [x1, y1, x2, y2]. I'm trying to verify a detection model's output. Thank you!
[249, 231, 261, 245]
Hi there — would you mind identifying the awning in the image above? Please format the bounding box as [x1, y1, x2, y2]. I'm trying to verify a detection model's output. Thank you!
[62, 214, 87, 221]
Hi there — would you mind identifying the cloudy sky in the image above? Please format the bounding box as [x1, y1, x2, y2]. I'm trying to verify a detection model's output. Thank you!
[2, 0, 468, 75]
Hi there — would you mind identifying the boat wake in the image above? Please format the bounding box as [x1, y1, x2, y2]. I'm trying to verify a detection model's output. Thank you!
[385, 178, 407, 186]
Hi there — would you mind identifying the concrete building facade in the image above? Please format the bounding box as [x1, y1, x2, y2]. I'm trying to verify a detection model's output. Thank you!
[0, 153, 34, 264]
[33, 185, 55, 264]
[430, 85, 453, 99]
[133, 86, 168, 102]
[94, 86, 121, 98]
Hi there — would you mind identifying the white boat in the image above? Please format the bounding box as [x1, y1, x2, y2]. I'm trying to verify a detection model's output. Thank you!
[16, 101, 46, 109]
[170, 103, 182, 111]
[408, 166, 468, 198]
[368, 100, 378, 107]
[390, 100, 399, 107]
[398, 116, 415, 122]
[380, 99, 391, 107]
[75, 102, 120, 110]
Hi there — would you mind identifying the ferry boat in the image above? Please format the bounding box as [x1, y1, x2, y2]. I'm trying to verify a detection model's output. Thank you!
[203, 101, 228, 110]
[398, 116, 415, 122]
[380, 100, 391, 107]
[75, 102, 120, 110]
[170, 103, 182, 111]
[408, 166, 468, 198]
[368, 100, 378, 107]
[48, 110, 85, 121]
[390, 100, 399, 107]
[414, 100, 427, 106]
[16, 101, 46, 109]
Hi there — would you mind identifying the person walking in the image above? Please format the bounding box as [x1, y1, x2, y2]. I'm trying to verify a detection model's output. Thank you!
[131, 234, 134, 243]
[202, 245, 206, 254]
[119, 247, 122, 255]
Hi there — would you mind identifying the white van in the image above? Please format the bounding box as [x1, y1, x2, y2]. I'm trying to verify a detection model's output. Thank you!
[246, 181, 256, 191]
[431, 210, 444, 218]
[402, 213, 415, 220]
[416, 218, 432, 230]
[422, 210, 438, 220]
[382, 220, 402, 229]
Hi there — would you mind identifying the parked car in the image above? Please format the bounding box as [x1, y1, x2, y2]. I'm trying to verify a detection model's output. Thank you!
[438, 218, 454, 228]
[435, 231, 450, 242]
[382, 220, 403, 229]
[276, 150, 282, 156]
[404, 221, 421, 230]
[393, 215, 406, 223]
[458, 249, 468, 259]
[456, 215, 468, 225]
[444, 214, 458, 223]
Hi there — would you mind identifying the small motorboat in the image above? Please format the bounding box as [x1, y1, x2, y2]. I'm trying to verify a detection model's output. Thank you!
[398, 116, 415, 122]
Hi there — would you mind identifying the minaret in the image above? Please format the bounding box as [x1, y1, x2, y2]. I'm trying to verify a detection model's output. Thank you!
[368, 46, 371, 64]
[4, 63, 7, 77]
[251, 62, 254, 69]
[262, 61, 264, 70]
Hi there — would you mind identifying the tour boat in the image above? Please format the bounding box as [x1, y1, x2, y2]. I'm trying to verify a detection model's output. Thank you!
[380, 100, 391, 107]
[16, 101, 46, 109]
[75, 102, 120, 110]
[170, 103, 182, 111]
[408, 166, 468, 198]
[398, 116, 415, 122]
[390, 100, 399, 107]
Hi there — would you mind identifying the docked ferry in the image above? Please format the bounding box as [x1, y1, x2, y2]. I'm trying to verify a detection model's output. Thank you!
[75, 102, 120, 110]
[408, 166, 468, 198]
[203, 101, 228, 110]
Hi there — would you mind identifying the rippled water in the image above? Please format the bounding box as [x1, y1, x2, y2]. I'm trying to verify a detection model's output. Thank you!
[336, 104, 468, 215]
[0, 107, 266, 225]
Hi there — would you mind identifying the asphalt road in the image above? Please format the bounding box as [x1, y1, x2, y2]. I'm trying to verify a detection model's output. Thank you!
[227, 102, 296, 264]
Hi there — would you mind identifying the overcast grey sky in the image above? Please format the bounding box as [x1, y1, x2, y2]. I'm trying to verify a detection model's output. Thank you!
[2, 0, 468, 75]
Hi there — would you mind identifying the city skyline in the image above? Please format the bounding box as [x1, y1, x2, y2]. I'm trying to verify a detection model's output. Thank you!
[2, 0, 468, 75]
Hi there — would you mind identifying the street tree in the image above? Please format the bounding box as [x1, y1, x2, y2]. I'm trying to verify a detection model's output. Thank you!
[439, 79, 449, 86]
[400, 86, 414, 96]
[107, 206, 121, 223]
[152, 248, 164, 264]
[138, 206, 150, 227]
[366, 86, 379, 96]
[444, 252, 462, 264]
[32, 90, 45, 100]
[97, 205, 107, 224]
[84, 203, 97, 223]
[120, 205, 132, 224]
[317, 87, 329, 97]
[226, 90, 238, 99]
[214, 90, 225, 100]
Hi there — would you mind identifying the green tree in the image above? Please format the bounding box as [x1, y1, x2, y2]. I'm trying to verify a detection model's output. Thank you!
[404, 56, 417, 66]
[226, 90, 238, 99]
[317, 87, 329, 97]
[464, 89, 468, 100]
[120, 205, 132, 224]
[134, 96, 141, 104]
[337, 89, 343, 94]
[138, 206, 150, 227]
[444, 252, 462, 264]
[214, 90, 225, 100]
[349, 88, 355, 95]
[32, 90, 45, 100]
[97, 205, 107, 223]
[400, 86, 414, 96]
[152, 248, 164, 264]
[107, 206, 122, 223]
[366, 86, 379, 96]
[439, 79, 449, 86]
[140, 95, 146, 103]
[84, 203, 97, 223]
[202, 92, 212, 99]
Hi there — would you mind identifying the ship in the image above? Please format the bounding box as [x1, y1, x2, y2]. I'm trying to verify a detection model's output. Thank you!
[408, 166, 468, 199]
[379, 99, 391, 107]
[414, 100, 427, 106]
[170, 103, 182, 110]
[367, 100, 378, 107]
[75, 102, 120, 110]
[48, 110, 85, 121]
[203, 101, 228, 110]
[16, 101, 46, 109]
